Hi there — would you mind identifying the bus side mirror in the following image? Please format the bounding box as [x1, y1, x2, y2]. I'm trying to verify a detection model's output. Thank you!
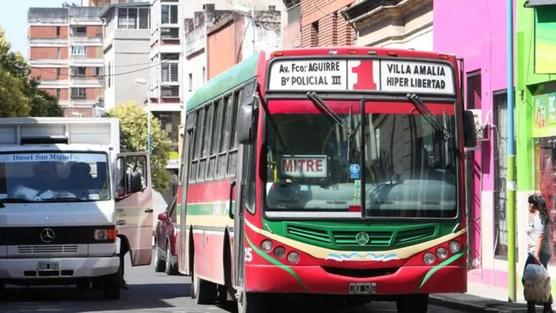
[237, 97, 258, 145]
[463, 110, 477, 148]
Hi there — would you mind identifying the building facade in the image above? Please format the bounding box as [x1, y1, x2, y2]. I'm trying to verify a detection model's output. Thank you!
[516, 0, 556, 274]
[149, 0, 183, 170]
[342, 0, 433, 50]
[434, 0, 510, 289]
[100, 2, 151, 111]
[28, 7, 104, 117]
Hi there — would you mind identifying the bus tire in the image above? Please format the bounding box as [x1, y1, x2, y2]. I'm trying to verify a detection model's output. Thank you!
[237, 291, 264, 313]
[103, 273, 121, 300]
[165, 241, 178, 275]
[192, 272, 217, 304]
[154, 244, 165, 273]
[397, 294, 429, 313]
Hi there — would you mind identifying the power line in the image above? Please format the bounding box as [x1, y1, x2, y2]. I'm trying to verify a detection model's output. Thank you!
[32, 61, 168, 79]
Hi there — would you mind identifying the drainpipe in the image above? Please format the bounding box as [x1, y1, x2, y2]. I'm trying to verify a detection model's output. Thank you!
[506, 0, 516, 302]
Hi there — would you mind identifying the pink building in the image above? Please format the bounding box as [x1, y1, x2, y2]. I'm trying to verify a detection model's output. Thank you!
[434, 0, 509, 288]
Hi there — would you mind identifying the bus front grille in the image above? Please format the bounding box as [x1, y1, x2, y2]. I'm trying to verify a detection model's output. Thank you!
[394, 226, 437, 245]
[332, 231, 393, 247]
[17, 245, 79, 254]
[287, 225, 331, 244]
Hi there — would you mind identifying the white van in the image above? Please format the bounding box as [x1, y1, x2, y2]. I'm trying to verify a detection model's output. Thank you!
[0, 118, 153, 299]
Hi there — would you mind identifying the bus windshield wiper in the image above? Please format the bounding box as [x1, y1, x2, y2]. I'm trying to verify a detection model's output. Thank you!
[406, 93, 453, 140]
[307, 92, 354, 137]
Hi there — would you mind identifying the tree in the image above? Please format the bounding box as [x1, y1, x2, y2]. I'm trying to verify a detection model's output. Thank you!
[0, 27, 62, 117]
[107, 102, 173, 192]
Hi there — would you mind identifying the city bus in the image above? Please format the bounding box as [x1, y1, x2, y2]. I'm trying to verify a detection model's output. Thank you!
[177, 48, 477, 313]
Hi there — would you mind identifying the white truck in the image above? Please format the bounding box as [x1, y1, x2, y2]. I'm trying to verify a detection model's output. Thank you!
[0, 118, 153, 299]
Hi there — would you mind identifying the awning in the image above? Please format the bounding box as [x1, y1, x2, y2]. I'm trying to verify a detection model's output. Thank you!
[525, 0, 556, 7]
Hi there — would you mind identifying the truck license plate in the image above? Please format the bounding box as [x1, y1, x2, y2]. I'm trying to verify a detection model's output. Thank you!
[349, 282, 376, 295]
[38, 261, 59, 270]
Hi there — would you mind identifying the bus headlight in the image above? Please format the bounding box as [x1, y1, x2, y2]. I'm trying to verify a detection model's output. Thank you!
[449, 240, 461, 254]
[287, 251, 300, 264]
[260, 240, 273, 252]
[274, 246, 286, 259]
[423, 252, 435, 265]
[436, 247, 448, 259]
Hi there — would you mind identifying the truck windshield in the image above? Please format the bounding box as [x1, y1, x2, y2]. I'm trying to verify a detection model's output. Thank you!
[264, 101, 457, 218]
[0, 152, 110, 202]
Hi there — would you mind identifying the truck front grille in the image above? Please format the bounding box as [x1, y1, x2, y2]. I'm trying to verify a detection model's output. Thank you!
[17, 245, 79, 254]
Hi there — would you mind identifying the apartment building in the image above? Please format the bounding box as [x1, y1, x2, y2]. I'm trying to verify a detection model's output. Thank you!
[28, 6, 104, 117]
[100, 2, 151, 110]
[149, 0, 182, 170]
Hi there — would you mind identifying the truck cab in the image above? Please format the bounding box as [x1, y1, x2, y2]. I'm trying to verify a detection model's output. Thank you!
[0, 118, 153, 299]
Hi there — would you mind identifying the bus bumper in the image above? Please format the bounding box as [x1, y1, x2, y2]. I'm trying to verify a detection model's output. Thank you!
[245, 264, 466, 295]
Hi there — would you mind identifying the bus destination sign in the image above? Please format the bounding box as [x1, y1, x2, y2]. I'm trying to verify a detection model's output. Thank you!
[280, 155, 328, 178]
[268, 59, 455, 95]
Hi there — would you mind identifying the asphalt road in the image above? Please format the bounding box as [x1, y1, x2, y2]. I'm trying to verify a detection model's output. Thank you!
[0, 252, 470, 313]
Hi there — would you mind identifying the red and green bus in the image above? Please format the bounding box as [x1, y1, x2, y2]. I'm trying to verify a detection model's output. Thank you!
[177, 47, 476, 313]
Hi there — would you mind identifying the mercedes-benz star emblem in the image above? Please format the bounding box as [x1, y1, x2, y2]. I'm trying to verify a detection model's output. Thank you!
[40, 228, 56, 244]
[355, 232, 370, 246]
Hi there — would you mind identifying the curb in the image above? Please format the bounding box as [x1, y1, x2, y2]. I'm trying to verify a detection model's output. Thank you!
[429, 295, 513, 313]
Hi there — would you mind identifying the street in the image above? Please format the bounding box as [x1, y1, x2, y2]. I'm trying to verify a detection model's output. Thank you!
[0, 250, 470, 313]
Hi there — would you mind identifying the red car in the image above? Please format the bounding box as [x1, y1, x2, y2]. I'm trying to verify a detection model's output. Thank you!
[154, 197, 178, 275]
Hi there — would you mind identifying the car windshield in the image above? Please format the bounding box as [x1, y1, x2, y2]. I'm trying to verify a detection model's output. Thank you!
[0, 152, 110, 202]
[264, 101, 457, 218]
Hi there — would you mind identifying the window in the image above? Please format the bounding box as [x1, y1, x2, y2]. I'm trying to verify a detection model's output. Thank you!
[161, 27, 179, 39]
[71, 88, 86, 99]
[107, 63, 111, 87]
[71, 67, 86, 77]
[188, 73, 192, 92]
[202, 67, 205, 82]
[161, 62, 179, 83]
[56, 47, 61, 59]
[116, 154, 148, 198]
[118, 7, 150, 29]
[94, 67, 102, 77]
[71, 46, 86, 56]
[287, 4, 300, 24]
[311, 21, 319, 46]
[161, 4, 178, 24]
[56, 68, 61, 79]
[56, 89, 61, 99]
[72, 26, 86, 37]
[161, 86, 179, 97]
[56, 26, 61, 37]
[203, 105, 214, 157]
[494, 91, 508, 259]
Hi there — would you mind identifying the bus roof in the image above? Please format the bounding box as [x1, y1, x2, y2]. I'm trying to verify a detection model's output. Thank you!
[186, 52, 262, 112]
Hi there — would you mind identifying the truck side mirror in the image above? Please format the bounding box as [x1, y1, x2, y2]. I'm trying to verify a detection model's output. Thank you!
[463, 110, 477, 148]
[237, 96, 258, 145]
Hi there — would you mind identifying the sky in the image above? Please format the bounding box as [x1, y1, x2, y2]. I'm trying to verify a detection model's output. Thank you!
[0, 0, 80, 57]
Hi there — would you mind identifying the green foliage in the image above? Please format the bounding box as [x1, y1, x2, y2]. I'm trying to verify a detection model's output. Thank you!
[107, 102, 173, 192]
[0, 27, 62, 117]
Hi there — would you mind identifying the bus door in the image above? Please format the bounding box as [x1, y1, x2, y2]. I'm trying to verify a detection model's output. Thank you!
[115, 152, 153, 266]
[179, 117, 196, 275]
[232, 83, 258, 290]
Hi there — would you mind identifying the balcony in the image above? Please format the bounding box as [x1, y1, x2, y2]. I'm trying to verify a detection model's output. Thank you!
[70, 36, 103, 45]
[29, 38, 68, 46]
[185, 27, 205, 56]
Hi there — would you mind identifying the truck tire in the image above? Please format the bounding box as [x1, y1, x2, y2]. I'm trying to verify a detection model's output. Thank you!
[165, 242, 178, 275]
[103, 273, 121, 300]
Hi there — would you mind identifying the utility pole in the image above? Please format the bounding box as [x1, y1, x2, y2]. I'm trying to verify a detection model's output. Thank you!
[506, 0, 516, 302]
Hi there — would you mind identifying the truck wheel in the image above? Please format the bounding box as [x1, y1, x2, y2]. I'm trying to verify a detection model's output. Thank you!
[237, 291, 264, 313]
[154, 245, 165, 273]
[103, 273, 121, 300]
[165, 242, 178, 275]
[192, 271, 216, 304]
[397, 294, 429, 313]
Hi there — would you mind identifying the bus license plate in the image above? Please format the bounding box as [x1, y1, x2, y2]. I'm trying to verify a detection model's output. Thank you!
[349, 282, 376, 295]
[38, 261, 59, 270]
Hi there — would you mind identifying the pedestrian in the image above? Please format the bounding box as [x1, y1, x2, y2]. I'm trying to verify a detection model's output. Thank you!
[525, 194, 553, 313]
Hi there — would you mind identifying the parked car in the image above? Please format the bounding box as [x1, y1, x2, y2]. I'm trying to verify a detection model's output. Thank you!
[154, 197, 178, 275]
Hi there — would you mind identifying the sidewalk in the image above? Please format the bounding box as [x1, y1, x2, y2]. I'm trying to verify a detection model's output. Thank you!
[429, 282, 532, 313]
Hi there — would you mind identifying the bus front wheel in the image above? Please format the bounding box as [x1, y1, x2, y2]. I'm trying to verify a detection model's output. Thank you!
[237, 291, 265, 313]
[397, 294, 429, 313]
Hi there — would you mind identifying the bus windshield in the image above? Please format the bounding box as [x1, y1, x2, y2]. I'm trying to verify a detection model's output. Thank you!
[0, 152, 110, 203]
[264, 101, 457, 218]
